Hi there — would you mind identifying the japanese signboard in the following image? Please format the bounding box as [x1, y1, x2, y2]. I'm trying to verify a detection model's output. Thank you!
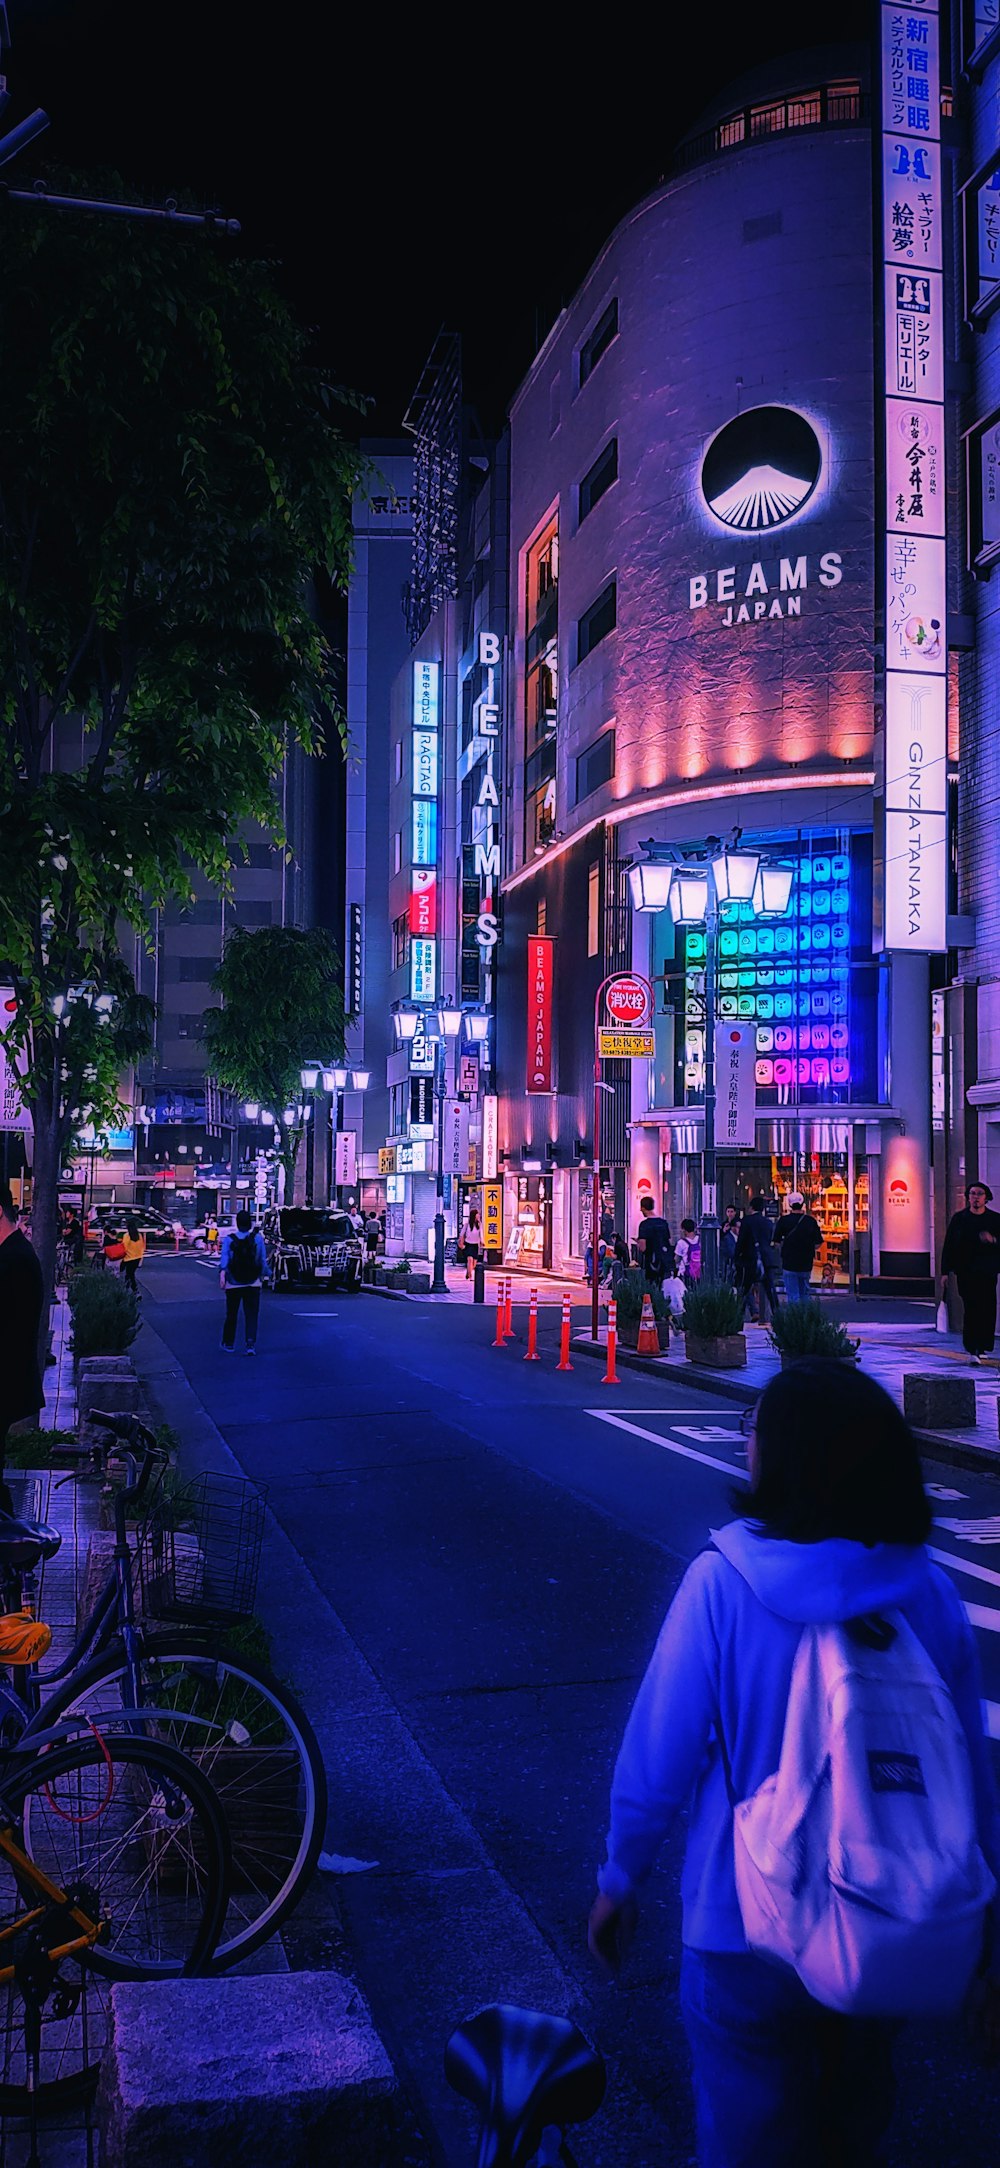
[597, 1030, 656, 1058]
[0, 990, 29, 1134]
[347, 903, 363, 1018]
[981, 420, 1000, 553]
[409, 868, 437, 937]
[334, 1131, 357, 1188]
[409, 1077, 435, 1138]
[443, 1100, 470, 1179]
[482, 1093, 499, 1180]
[378, 1147, 396, 1176]
[410, 936, 437, 1003]
[526, 937, 554, 1093]
[878, 0, 946, 953]
[483, 1181, 503, 1257]
[715, 1023, 757, 1149]
[408, 1013, 436, 1076]
[604, 975, 651, 1027]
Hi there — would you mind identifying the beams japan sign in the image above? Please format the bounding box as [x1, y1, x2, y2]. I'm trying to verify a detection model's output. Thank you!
[526, 937, 554, 1093]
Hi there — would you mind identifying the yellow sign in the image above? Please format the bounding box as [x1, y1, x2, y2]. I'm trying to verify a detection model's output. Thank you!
[378, 1147, 396, 1175]
[598, 1029, 656, 1058]
[483, 1181, 503, 1255]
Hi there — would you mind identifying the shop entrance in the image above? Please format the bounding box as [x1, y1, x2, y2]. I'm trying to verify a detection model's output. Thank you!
[504, 1176, 553, 1271]
[664, 1139, 872, 1290]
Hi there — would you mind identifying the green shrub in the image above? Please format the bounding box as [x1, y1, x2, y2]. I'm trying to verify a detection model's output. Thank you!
[768, 1303, 859, 1361]
[682, 1282, 745, 1338]
[3, 1427, 78, 1469]
[66, 1268, 139, 1356]
[613, 1268, 668, 1325]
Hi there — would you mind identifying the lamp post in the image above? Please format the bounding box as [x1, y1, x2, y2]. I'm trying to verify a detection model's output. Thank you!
[629, 835, 793, 1283]
[393, 1001, 464, 1293]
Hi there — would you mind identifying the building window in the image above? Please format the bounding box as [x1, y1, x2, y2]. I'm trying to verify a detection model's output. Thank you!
[576, 730, 615, 803]
[578, 298, 618, 388]
[576, 581, 617, 665]
[393, 830, 402, 875]
[175, 900, 223, 927]
[388, 1082, 406, 1137]
[537, 899, 547, 936]
[963, 154, 1000, 322]
[394, 739, 403, 784]
[786, 92, 822, 128]
[968, 2, 999, 62]
[966, 406, 1000, 570]
[175, 1014, 206, 1040]
[178, 957, 213, 982]
[578, 439, 618, 524]
[587, 862, 600, 957]
[230, 901, 272, 925]
[549, 374, 561, 436]
[392, 912, 410, 970]
[527, 768, 557, 855]
[236, 843, 277, 870]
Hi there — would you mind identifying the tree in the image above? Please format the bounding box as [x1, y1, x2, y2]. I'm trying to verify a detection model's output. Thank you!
[0, 178, 365, 1319]
[202, 926, 345, 1198]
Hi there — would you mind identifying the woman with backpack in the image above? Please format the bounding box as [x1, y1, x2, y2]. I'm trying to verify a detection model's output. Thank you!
[674, 1218, 701, 1283]
[219, 1209, 268, 1354]
[588, 1360, 1000, 2167]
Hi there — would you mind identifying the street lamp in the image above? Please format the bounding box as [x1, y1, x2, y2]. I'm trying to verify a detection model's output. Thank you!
[394, 1000, 463, 1294]
[630, 832, 793, 1283]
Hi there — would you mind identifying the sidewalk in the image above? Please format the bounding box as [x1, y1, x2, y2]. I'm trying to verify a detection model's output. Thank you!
[573, 1314, 1000, 1470]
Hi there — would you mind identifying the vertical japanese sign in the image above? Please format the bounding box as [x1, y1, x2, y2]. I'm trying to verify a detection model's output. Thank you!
[334, 1131, 357, 1188]
[715, 1024, 756, 1148]
[483, 1181, 503, 1257]
[410, 660, 441, 998]
[526, 937, 554, 1093]
[444, 1100, 471, 1178]
[482, 1093, 499, 1180]
[0, 990, 30, 1134]
[877, 0, 947, 951]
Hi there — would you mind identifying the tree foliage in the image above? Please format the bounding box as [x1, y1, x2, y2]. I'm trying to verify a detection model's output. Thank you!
[203, 926, 345, 1191]
[0, 175, 365, 1307]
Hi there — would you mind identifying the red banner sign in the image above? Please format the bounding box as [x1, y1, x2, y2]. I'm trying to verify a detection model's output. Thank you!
[409, 868, 437, 937]
[527, 937, 554, 1093]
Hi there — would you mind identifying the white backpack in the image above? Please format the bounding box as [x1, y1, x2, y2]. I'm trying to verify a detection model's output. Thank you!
[732, 1610, 995, 2017]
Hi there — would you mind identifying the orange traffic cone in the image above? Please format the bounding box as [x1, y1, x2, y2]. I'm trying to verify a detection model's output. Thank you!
[636, 1291, 659, 1357]
[492, 1279, 506, 1348]
[555, 1293, 573, 1372]
[601, 1298, 621, 1386]
[523, 1286, 540, 1361]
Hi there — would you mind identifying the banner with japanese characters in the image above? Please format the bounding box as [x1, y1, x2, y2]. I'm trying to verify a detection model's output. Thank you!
[877, 0, 946, 952]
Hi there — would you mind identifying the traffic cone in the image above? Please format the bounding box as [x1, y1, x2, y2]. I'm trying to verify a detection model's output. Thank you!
[555, 1293, 573, 1372]
[503, 1275, 514, 1339]
[524, 1286, 540, 1361]
[636, 1291, 659, 1357]
[601, 1298, 621, 1386]
[492, 1279, 507, 1348]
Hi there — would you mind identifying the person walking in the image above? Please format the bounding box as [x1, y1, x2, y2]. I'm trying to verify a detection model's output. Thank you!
[219, 1209, 268, 1355]
[120, 1219, 146, 1297]
[719, 1205, 741, 1282]
[0, 1184, 44, 1493]
[588, 1360, 1000, 2168]
[364, 1212, 380, 1271]
[941, 1182, 1000, 1362]
[735, 1194, 779, 1322]
[461, 1205, 482, 1281]
[771, 1191, 823, 1304]
[635, 1195, 672, 1288]
[674, 1218, 701, 1283]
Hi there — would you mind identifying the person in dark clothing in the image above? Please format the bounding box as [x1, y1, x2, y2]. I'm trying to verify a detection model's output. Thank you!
[772, 1192, 824, 1303]
[941, 1183, 1000, 1361]
[600, 1204, 615, 1246]
[635, 1196, 672, 1287]
[719, 1205, 741, 1281]
[0, 1184, 44, 1479]
[219, 1209, 268, 1354]
[735, 1195, 780, 1322]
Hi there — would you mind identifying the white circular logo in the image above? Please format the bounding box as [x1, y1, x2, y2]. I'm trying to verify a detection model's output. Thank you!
[702, 406, 822, 533]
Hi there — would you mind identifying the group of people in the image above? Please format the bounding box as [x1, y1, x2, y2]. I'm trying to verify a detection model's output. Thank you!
[626, 1191, 826, 1317]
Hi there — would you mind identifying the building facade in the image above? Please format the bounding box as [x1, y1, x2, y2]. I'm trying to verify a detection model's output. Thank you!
[495, 41, 954, 1289]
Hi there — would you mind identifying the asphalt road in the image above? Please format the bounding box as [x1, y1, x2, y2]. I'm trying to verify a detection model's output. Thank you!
[139, 1254, 1000, 2165]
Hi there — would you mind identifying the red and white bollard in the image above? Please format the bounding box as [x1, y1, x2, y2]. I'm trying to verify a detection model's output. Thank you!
[555, 1293, 573, 1372]
[523, 1285, 540, 1362]
[503, 1275, 514, 1340]
[492, 1277, 507, 1348]
[601, 1297, 621, 1386]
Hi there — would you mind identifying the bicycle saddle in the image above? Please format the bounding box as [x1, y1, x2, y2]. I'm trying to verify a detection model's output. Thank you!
[445, 2004, 605, 2168]
[0, 1514, 62, 1568]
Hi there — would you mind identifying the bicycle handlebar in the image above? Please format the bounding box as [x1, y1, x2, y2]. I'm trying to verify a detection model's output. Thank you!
[87, 1411, 158, 1449]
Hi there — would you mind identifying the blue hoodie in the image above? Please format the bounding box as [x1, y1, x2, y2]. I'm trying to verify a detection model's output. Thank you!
[599, 1523, 1000, 1955]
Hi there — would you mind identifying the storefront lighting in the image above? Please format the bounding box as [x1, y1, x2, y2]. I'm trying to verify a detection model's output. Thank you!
[299, 1064, 320, 1090]
[711, 848, 760, 904]
[523, 1158, 542, 1172]
[628, 862, 674, 912]
[752, 862, 795, 917]
[351, 1069, 370, 1091]
[437, 1006, 462, 1039]
[671, 870, 711, 925]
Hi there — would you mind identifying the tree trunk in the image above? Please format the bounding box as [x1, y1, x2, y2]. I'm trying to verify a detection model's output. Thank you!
[30, 1096, 65, 1381]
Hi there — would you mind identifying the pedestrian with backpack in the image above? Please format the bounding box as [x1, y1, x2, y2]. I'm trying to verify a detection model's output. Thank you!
[588, 1359, 1000, 2168]
[219, 1210, 268, 1355]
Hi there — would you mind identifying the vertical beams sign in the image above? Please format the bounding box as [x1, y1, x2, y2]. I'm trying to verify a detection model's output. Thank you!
[410, 660, 440, 1001]
[878, 0, 947, 951]
[526, 937, 554, 1092]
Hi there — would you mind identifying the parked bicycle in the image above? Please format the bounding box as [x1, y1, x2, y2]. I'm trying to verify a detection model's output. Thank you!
[0, 1414, 327, 1972]
[445, 2004, 605, 2166]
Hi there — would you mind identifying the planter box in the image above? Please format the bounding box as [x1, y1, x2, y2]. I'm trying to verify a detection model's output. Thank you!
[618, 1317, 671, 1353]
[779, 1350, 858, 1370]
[686, 1331, 747, 1370]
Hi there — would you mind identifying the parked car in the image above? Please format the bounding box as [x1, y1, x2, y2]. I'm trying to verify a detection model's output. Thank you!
[263, 1206, 363, 1291]
[87, 1204, 181, 1249]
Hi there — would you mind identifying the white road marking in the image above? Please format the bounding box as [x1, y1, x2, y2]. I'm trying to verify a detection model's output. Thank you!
[674, 1424, 745, 1443]
[587, 1411, 739, 1478]
[937, 1517, 1000, 1546]
[965, 1602, 1000, 1634]
[986, 1703, 1000, 1741]
[928, 1546, 1000, 1591]
[584, 1408, 744, 1420]
[926, 1483, 969, 1500]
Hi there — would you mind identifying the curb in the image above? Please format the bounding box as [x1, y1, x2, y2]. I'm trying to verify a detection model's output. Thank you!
[569, 1336, 1000, 1475]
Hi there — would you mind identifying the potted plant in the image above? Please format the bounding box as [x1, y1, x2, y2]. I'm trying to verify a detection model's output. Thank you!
[682, 1282, 747, 1369]
[768, 1303, 860, 1367]
[613, 1268, 671, 1352]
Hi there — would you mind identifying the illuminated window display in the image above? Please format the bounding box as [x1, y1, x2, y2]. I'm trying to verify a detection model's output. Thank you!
[659, 830, 876, 1110]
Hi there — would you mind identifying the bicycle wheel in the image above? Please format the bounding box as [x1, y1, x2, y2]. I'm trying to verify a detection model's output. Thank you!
[0, 1732, 229, 2112]
[52, 1634, 327, 1967]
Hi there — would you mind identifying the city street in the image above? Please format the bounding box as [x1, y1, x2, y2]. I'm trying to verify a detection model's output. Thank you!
[137, 1254, 1000, 2165]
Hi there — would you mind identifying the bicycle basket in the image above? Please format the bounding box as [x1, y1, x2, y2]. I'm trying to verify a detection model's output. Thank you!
[137, 1472, 266, 1624]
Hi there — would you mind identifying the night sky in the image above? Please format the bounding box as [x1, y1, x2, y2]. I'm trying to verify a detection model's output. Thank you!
[8, 1, 872, 437]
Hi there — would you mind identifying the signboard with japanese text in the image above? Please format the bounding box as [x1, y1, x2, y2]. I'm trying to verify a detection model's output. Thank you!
[526, 937, 554, 1093]
[603, 975, 651, 1027]
[0, 990, 29, 1134]
[408, 1013, 436, 1076]
[396, 1138, 427, 1173]
[334, 1131, 357, 1188]
[598, 1030, 656, 1059]
[409, 868, 437, 937]
[715, 1024, 757, 1148]
[410, 936, 437, 1003]
[378, 1147, 396, 1176]
[878, 0, 946, 952]
[347, 903, 363, 1018]
[483, 1181, 503, 1258]
[409, 1076, 435, 1138]
[412, 800, 437, 865]
[981, 420, 1000, 553]
[444, 1100, 471, 1179]
[412, 730, 439, 798]
[458, 1053, 479, 1097]
[483, 1094, 499, 1180]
